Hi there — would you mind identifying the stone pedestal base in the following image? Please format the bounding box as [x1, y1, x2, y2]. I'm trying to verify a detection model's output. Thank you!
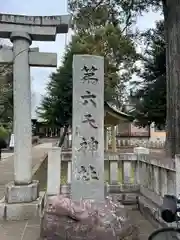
[0, 191, 45, 221]
[5, 180, 39, 203]
[40, 195, 139, 240]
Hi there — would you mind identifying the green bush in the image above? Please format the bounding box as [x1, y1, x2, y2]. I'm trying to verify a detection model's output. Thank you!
[0, 126, 9, 150]
[0, 126, 9, 140]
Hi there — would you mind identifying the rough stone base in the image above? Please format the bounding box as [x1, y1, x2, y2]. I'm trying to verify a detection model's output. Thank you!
[0, 191, 45, 221]
[5, 180, 39, 203]
[40, 195, 140, 240]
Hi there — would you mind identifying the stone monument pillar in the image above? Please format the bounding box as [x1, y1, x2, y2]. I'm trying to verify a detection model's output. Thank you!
[10, 32, 32, 184]
[71, 55, 104, 202]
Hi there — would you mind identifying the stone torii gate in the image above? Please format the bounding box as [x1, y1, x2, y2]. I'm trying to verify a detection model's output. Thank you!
[0, 13, 71, 220]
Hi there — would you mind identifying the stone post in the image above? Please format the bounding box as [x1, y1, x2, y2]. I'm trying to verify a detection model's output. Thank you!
[160, 168, 167, 197]
[123, 161, 132, 184]
[134, 147, 149, 185]
[110, 161, 118, 184]
[153, 166, 160, 195]
[67, 161, 72, 184]
[167, 171, 176, 196]
[47, 147, 61, 196]
[104, 127, 108, 151]
[111, 125, 116, 152]
[10, 32, 32, 185]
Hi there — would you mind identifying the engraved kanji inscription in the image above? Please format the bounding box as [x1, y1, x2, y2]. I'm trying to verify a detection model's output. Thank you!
[89, 165, 99, 180]
[77, 136, 99, 152]
[77, 165, 90, 181]
[89, 137, 98, 151]
[81, 65, 98, 84]
[79, 137, 88, 151]
[76, 165, 99, 181]
[81, 90, 96, 107]
[82, 114, 98, 128]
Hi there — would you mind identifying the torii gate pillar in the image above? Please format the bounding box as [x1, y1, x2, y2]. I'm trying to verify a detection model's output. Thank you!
[10, 32, 32, 185]
[0, 13, 71, 220]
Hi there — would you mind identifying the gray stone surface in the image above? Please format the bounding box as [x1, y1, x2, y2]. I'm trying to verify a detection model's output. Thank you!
[138, 195, 168, 228]
[40, 195, 140, 240]
[0, 47, 57, 67]
[0, 14, 65, 25]
[0, 142, 57, 221]
[0, 208, 155, 240]
[72, 55, 104, 202]
[140, 185, 163, 206]
[5, 180, 39, 203]
[0, 30, 59, 186]
[10, 31, 32, 185]
[58, 183, 140, 201]
[108, 183, 140, 193]
[124, 161, 132, 183]
[0, 191, 45, 221]
[29, 51, 57, 67]
[128, 208, 155, 240]
[47, 147, 61, 196]
[0, 10, 70, 206]
[0, 141, 56, 199]
[110, 162, 118, 183]
[0, 13, 71, 40]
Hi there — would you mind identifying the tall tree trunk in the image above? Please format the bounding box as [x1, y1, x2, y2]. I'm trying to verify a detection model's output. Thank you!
[164, 0, 180, 158]
[58, 125, 69, 147]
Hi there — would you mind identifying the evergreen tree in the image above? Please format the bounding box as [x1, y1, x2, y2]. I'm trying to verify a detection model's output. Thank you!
[38, 1, 137, 146]
[132, 21, 166, 128]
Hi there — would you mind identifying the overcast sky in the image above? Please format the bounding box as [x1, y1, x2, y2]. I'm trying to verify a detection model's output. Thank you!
[1, 0, 163, 118]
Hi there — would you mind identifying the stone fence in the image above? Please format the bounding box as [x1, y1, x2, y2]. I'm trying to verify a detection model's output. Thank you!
[46, 146, 180, 226]
[61, 136, 165, 150]
[117, 139, 165, 149]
